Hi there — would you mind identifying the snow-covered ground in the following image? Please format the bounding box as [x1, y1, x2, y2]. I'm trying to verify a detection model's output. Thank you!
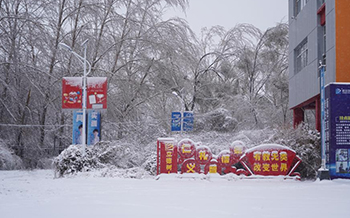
[1, 170, 350, 218]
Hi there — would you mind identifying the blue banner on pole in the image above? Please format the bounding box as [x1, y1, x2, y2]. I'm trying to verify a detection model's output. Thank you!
[183, 111, 194, 132]
[326, 83, 350, 179]
[72, 111, 84, 144]
[87, 110, 101, 145]
[171, 112, 182, 132]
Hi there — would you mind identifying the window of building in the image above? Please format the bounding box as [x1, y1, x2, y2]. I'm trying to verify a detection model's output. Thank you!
[317, 0, 325, 8]
[295, 38, 308, 74]
[317, 2, 326, 26]
[295, 0, 309, 16]
[323, 25, 326, 63]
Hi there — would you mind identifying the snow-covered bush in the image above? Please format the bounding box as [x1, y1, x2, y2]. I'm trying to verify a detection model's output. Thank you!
[142, 153, 157, 175]
[270, 125, 321, 180]
[0, 140, 23, 170]
[54, 144, 100, 177]
[54, 141, 150, 177]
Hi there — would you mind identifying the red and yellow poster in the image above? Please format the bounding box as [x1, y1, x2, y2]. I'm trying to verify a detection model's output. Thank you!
[62, 77, 107, 110]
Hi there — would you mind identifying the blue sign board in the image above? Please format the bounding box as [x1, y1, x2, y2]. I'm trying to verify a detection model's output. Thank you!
[171, 112, 182, 132]
[87, 110, 101, 145]
[72, 111, 84, 144]
[183, 111, 194, 132]
[325, 83, 350, 179]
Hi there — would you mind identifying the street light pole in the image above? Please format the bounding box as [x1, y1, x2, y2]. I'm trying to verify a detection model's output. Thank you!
[318, 61, 330, 180]
[82, 39, 88, 146]
[59, 40, 91, 146]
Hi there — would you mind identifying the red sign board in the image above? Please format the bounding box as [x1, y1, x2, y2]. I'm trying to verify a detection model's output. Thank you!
[178, 139, 196, 160]
[86, 77, 107, 110]
[157, 138, 301, 179]
[240, 144, 301, 176]
[62, 77, 83, 110]
[157, 138, 178, 174]
[62, 77, 107, 110]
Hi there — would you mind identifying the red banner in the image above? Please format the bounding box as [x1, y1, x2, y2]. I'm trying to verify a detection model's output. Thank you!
[86, 77, 107, 110]
[157, 138, 177, 174]
[62, 77, 83, 110]
[157, 139, 301, 179]
[62, 77, 107, 110]
[239, 144, 301, 177]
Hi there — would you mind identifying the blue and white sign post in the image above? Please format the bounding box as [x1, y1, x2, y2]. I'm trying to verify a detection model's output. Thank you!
[183, 111, 194, 132]
[319, 64, 330, 180]
[171, 111, 194, 133]
[87, 111, 101, 145]
[171, 112, 182, 132]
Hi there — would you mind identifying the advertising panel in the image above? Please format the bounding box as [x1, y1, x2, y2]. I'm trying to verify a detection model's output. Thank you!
[86, 77, 108, 110]
[87, 111, 101, 145]
[62, 77, 83, 110]
[325, 83, 350, 179]
[72, 111, 84, 144]
[62, 77, 107, 110]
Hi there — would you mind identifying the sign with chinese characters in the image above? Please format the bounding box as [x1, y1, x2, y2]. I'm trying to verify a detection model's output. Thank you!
[171, 111, 194, 132]
[87, 111, 101, 145]
[62, 77, 107, 110]
[183, 111, 194, 131]
[157, 138, 178, 174]
[86, 77, 107, 110]
[239, 144, 301, 177]
[72, 111, 84, 144]
[325, 83, 350, 179]
[171, 112, 182, 132]
[177, 139, 196, 160]
[157, 139, 300, 178]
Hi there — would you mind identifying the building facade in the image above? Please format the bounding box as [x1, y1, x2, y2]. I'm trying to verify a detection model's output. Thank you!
[289, 0, 350, 131]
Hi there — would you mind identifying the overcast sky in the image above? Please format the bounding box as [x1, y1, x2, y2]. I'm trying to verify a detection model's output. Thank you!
[166, 0, 288, 35]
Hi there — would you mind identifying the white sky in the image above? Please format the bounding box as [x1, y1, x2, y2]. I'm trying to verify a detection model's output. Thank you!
[166, 0, 288, 35]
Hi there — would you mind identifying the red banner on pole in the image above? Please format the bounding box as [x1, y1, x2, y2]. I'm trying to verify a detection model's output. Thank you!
[62, 77, 107, 110]
[86, 77, 107, 110]
[62, 77, 83, 110]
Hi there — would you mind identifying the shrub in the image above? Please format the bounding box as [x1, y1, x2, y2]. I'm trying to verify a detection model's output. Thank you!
[54, 141, 149, 177]
[0, 140, 23, 170]
[271, 124, 321, 180]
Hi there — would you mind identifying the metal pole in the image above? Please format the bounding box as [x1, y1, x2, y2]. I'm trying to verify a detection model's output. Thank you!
[180, 100, 183, 136]
[59, 41, 91, 146]
[82, 40, 88, 146]
[318, 62, 329, 180]
[320, 63, 326, 169]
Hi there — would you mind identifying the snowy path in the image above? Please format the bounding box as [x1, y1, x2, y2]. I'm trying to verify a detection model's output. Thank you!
[0, 170, 349, 218]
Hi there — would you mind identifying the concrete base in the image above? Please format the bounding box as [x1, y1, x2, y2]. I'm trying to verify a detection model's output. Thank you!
[318, 169, 330, 180]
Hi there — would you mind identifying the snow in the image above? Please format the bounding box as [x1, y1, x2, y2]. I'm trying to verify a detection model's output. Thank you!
[245, 143, 296, 153]
[87, 77, 107, 87]
[1, 170, 350, 218]
[64, 77, 82, 86]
